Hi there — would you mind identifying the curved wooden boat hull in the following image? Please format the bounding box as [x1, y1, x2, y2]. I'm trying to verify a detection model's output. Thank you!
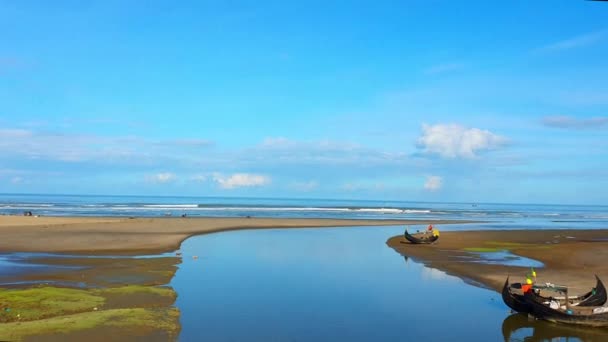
[502, 276, 607, 315]
[523, 290, 608, 327]
[502, 277, 531, 313]
[404, 230, 438, 244]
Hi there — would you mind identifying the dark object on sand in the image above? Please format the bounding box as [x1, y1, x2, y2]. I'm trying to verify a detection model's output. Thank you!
[502, 276, 607, 321]
[404, 230, 439, 244]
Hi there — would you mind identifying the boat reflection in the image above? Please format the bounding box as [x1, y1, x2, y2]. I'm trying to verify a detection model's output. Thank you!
[502, 313, 608, 342]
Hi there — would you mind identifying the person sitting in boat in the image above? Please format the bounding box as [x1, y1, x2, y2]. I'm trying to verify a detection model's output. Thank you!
[521, 276, 534, 294]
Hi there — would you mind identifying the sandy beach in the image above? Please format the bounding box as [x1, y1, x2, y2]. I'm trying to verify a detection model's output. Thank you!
[2, 215, 607, 292]
[0, 215, 468, 255]
[2, 216, 608, 340]
[387, 229, 608, 294]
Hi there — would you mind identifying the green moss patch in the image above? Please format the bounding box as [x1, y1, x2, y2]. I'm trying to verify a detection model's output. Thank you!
[0, 287, 104, 322]
[463, 241, 552, 253]
[0, 307, 180, 342]
[0, 285, 177, 323]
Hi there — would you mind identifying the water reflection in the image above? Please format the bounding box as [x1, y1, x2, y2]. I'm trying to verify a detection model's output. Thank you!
[502, 313, 608, 342]
[470, 251, 544, 268]
[173, 226, 508, 341]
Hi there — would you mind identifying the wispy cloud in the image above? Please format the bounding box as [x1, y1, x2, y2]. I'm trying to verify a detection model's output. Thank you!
[213, 173, 271, 189]
[535, 29, 608, 53]
[255, 137, 406, 166]
[0, 127, 213, 164]
[542, 115, 608, 129]
[10, 176, 24, 184]
[424, 175, 443, 191]
[558, 91, 608, 106]
[423, 63, 464, 75]
[416, 123, 507, 159]
[341, 182, 386, 192]
[154, 138, 214, 148]
[190, 174, 208, 182]
[146, 172, 176, 183]
[289, 180, 319, 192]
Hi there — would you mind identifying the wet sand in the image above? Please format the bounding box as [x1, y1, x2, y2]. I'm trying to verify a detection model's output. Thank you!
[0, 216, 467, 254]
[387, 229, 608, 294]
[0, 255, 181, 341]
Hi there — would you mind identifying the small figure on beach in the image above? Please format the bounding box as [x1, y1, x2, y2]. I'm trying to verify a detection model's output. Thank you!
[23, 211, 33, 216]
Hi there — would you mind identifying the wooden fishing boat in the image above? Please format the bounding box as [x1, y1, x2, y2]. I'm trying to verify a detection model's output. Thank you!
[502, 275, 607, 314]
[523, 288, 608, 327]
[404, 230, 439, 244]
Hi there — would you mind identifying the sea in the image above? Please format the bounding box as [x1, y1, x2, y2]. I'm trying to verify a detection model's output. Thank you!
[1, 193, 607, 230]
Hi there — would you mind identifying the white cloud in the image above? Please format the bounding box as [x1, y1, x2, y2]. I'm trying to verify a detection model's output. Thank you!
[424, 176, 443, 191]
[146, 172, 176, 183]
[416, 123, 507, 159]
[542, 115, 608, 129]
[213, 173, 271, 189]
[536, 30, 608, 53]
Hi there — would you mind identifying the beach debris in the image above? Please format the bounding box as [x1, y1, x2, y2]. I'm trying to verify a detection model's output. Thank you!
[176, 252, 182, 256]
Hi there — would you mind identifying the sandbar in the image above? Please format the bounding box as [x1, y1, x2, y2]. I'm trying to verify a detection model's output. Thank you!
[387, 229, 608, 294]
[0, 215, 467, 255]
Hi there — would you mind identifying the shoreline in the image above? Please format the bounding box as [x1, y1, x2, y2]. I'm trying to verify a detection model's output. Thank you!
[0, 215, 470, 255]
[387, 229, 608, 294]
[3, 214, 607, 296]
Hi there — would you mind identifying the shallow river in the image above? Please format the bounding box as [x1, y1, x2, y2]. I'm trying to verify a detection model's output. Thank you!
[172, 225, 608, 341]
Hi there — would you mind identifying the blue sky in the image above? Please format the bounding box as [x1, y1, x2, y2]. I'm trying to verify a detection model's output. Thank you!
[1, 0, 607, 204]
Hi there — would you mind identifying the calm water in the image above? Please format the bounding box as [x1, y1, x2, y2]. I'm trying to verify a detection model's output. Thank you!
[2, 193, 608, 230]
[2, 225, 607, 340]
[3, 194, 608, 340]
[171, 225, 608, 341]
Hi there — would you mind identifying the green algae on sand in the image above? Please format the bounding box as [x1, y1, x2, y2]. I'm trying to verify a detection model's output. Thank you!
[0, 285, 180, 341]
[463, 241, 553, 253]
[0, 307, 180, 341]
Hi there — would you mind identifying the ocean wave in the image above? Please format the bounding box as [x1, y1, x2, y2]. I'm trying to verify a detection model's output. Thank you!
[0, 203, 55, 208]
[402, 209, 432, 214]
[143, 204, 200, 208]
